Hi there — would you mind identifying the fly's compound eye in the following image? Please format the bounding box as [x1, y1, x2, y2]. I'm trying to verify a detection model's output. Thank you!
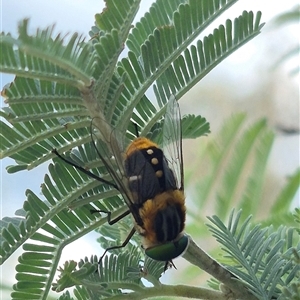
[145, 235, 189, 261]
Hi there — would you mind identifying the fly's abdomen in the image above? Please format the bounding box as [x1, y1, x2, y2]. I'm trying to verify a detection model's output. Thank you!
[138, 190, 186, 248]
[154, 202, 185, 242]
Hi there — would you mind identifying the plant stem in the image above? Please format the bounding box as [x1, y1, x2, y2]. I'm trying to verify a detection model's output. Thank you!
[182, 235, 258, 300]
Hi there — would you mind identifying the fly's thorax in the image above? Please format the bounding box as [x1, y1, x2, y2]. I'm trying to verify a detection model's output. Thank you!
[137, 189, 186, 249]
[125, 137, 158, 157]
[124, 139, 178, 205]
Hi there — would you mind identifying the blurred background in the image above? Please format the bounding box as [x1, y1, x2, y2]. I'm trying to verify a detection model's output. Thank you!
[1, 0, 299, 297]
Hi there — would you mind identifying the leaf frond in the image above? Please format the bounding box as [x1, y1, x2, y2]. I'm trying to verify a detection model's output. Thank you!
[154, 11, 263, 104]
[92, 0, 141, 105]
[271, 169, 300, 215]
[1, 154, 130, 299]
[0, 0, 269, 299]
[0, 20, 94, 87]
[188, 113, 298, 236]
[111, 3, 264, 129]
[207, 210, 300, 300]
[53, 250, 143, 298]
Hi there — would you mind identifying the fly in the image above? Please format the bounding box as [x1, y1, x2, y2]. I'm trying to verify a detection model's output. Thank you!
[52, 95, 188, 270]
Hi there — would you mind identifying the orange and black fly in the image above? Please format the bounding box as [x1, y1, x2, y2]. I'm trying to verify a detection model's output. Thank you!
[53, 95, 188, 268]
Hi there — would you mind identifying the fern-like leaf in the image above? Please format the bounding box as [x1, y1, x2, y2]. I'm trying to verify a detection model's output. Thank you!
[0, 0, 267, 299]
[187, 114, 275, 227]
[154, 11, 263, 104]
[0, 20, 94, 87]
[271, 169, 300, 215]
[52, 249, 163, 299]
[1, 156, 129, 299]
[112, 3, 264, 128]
[0, 2, 264, 173]
[207, 210, 300, 300]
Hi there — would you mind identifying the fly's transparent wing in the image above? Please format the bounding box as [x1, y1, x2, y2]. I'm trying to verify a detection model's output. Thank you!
[162, 95, 183, 190]
[90, 118, 135, 210]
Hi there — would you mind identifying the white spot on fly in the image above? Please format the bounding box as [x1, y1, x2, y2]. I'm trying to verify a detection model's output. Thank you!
[151, 158, 159, 165]
[129, 175, 141, 182]
[155, 170, 163, 178]
[147, 149, 154, 155]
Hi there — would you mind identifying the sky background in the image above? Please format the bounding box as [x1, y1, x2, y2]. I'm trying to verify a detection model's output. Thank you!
[1, 0, 299, 296]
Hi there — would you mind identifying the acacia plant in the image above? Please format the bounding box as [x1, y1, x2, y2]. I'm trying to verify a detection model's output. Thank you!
[1, 0, 299, 300]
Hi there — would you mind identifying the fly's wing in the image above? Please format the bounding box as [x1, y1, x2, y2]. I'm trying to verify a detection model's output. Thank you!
[161, 95, 184, 191]
[90, 118, 141, 221]
[92, 118, 165, 213]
